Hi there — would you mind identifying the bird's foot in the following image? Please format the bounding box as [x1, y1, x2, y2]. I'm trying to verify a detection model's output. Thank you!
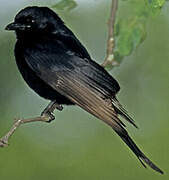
[41, 111, 55, 123]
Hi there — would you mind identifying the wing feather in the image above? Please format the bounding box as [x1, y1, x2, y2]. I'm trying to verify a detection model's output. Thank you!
[38, 69, 163, 174]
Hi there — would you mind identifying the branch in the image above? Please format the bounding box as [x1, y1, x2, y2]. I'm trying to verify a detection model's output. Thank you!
[0, 117, 49, 147]
[102, 0, 119, 67]
[0, 101, 63, 147]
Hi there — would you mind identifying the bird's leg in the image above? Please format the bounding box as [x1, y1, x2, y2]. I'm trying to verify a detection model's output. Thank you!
[41, 100, 63, 122]
[0, 101, 63, 147]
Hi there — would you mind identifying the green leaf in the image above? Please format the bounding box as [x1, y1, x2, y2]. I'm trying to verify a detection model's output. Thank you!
[115, 17, 147, 57]
[117, 30, 133, 56]
[52, 0, 77, 11]
[145, 0, 166, 16]
[112, 0, 167, 66]
[131, 23, 147, 48]
[114, 21, 120, 37]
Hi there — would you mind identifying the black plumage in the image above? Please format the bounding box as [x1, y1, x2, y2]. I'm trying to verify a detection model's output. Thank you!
[5, 6, 163, 174]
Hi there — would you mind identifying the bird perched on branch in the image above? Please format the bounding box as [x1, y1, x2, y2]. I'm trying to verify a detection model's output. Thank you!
[5, 6, 163, 174]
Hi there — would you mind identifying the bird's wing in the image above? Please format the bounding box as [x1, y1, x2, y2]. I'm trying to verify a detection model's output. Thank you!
[24, 48, 163, 174]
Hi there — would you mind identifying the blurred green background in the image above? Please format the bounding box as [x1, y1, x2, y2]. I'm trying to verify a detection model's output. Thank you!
[0, 0, 168, 179]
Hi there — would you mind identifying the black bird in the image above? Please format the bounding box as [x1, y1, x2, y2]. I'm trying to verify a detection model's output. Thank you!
[5, 6, 163, 174]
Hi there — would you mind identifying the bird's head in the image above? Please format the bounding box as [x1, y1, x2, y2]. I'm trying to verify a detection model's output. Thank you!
[5, 6, 64, 35]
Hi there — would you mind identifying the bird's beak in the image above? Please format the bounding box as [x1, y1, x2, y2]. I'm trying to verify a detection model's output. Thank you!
[5, 22, 30, 31]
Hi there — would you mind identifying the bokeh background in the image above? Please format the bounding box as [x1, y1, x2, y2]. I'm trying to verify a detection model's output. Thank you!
[0, 0, 168, 179]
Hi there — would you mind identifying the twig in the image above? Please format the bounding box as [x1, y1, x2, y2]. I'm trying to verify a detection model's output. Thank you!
[102, 0, 119, 67]
[0, 101, 63, 147]
[0, 116, 48, 147]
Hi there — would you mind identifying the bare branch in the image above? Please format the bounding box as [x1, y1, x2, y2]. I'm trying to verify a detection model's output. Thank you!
[102, 0, 119, 67]
[0, 101, 63, 147]
[0, 116, 48, 147]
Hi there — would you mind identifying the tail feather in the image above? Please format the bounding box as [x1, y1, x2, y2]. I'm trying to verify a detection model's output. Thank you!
[114, 128, 164, 174]
[112, 97, 138, 128]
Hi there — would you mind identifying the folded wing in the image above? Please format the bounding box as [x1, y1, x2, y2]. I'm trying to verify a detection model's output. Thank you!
[24, 46, 163, 174]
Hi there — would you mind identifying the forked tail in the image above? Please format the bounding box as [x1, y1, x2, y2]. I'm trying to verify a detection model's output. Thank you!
[114, 127, 164, 174]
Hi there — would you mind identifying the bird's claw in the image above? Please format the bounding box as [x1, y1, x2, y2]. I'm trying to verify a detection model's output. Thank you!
[41, 112, 55, 123]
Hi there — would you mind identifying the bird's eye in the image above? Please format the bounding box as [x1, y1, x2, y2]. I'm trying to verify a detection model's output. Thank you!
[31, 19, 35, 23]
[26, 18, 35, 24]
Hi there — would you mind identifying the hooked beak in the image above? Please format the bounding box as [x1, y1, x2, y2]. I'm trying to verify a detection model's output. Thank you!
[5, 22, 30, 31]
